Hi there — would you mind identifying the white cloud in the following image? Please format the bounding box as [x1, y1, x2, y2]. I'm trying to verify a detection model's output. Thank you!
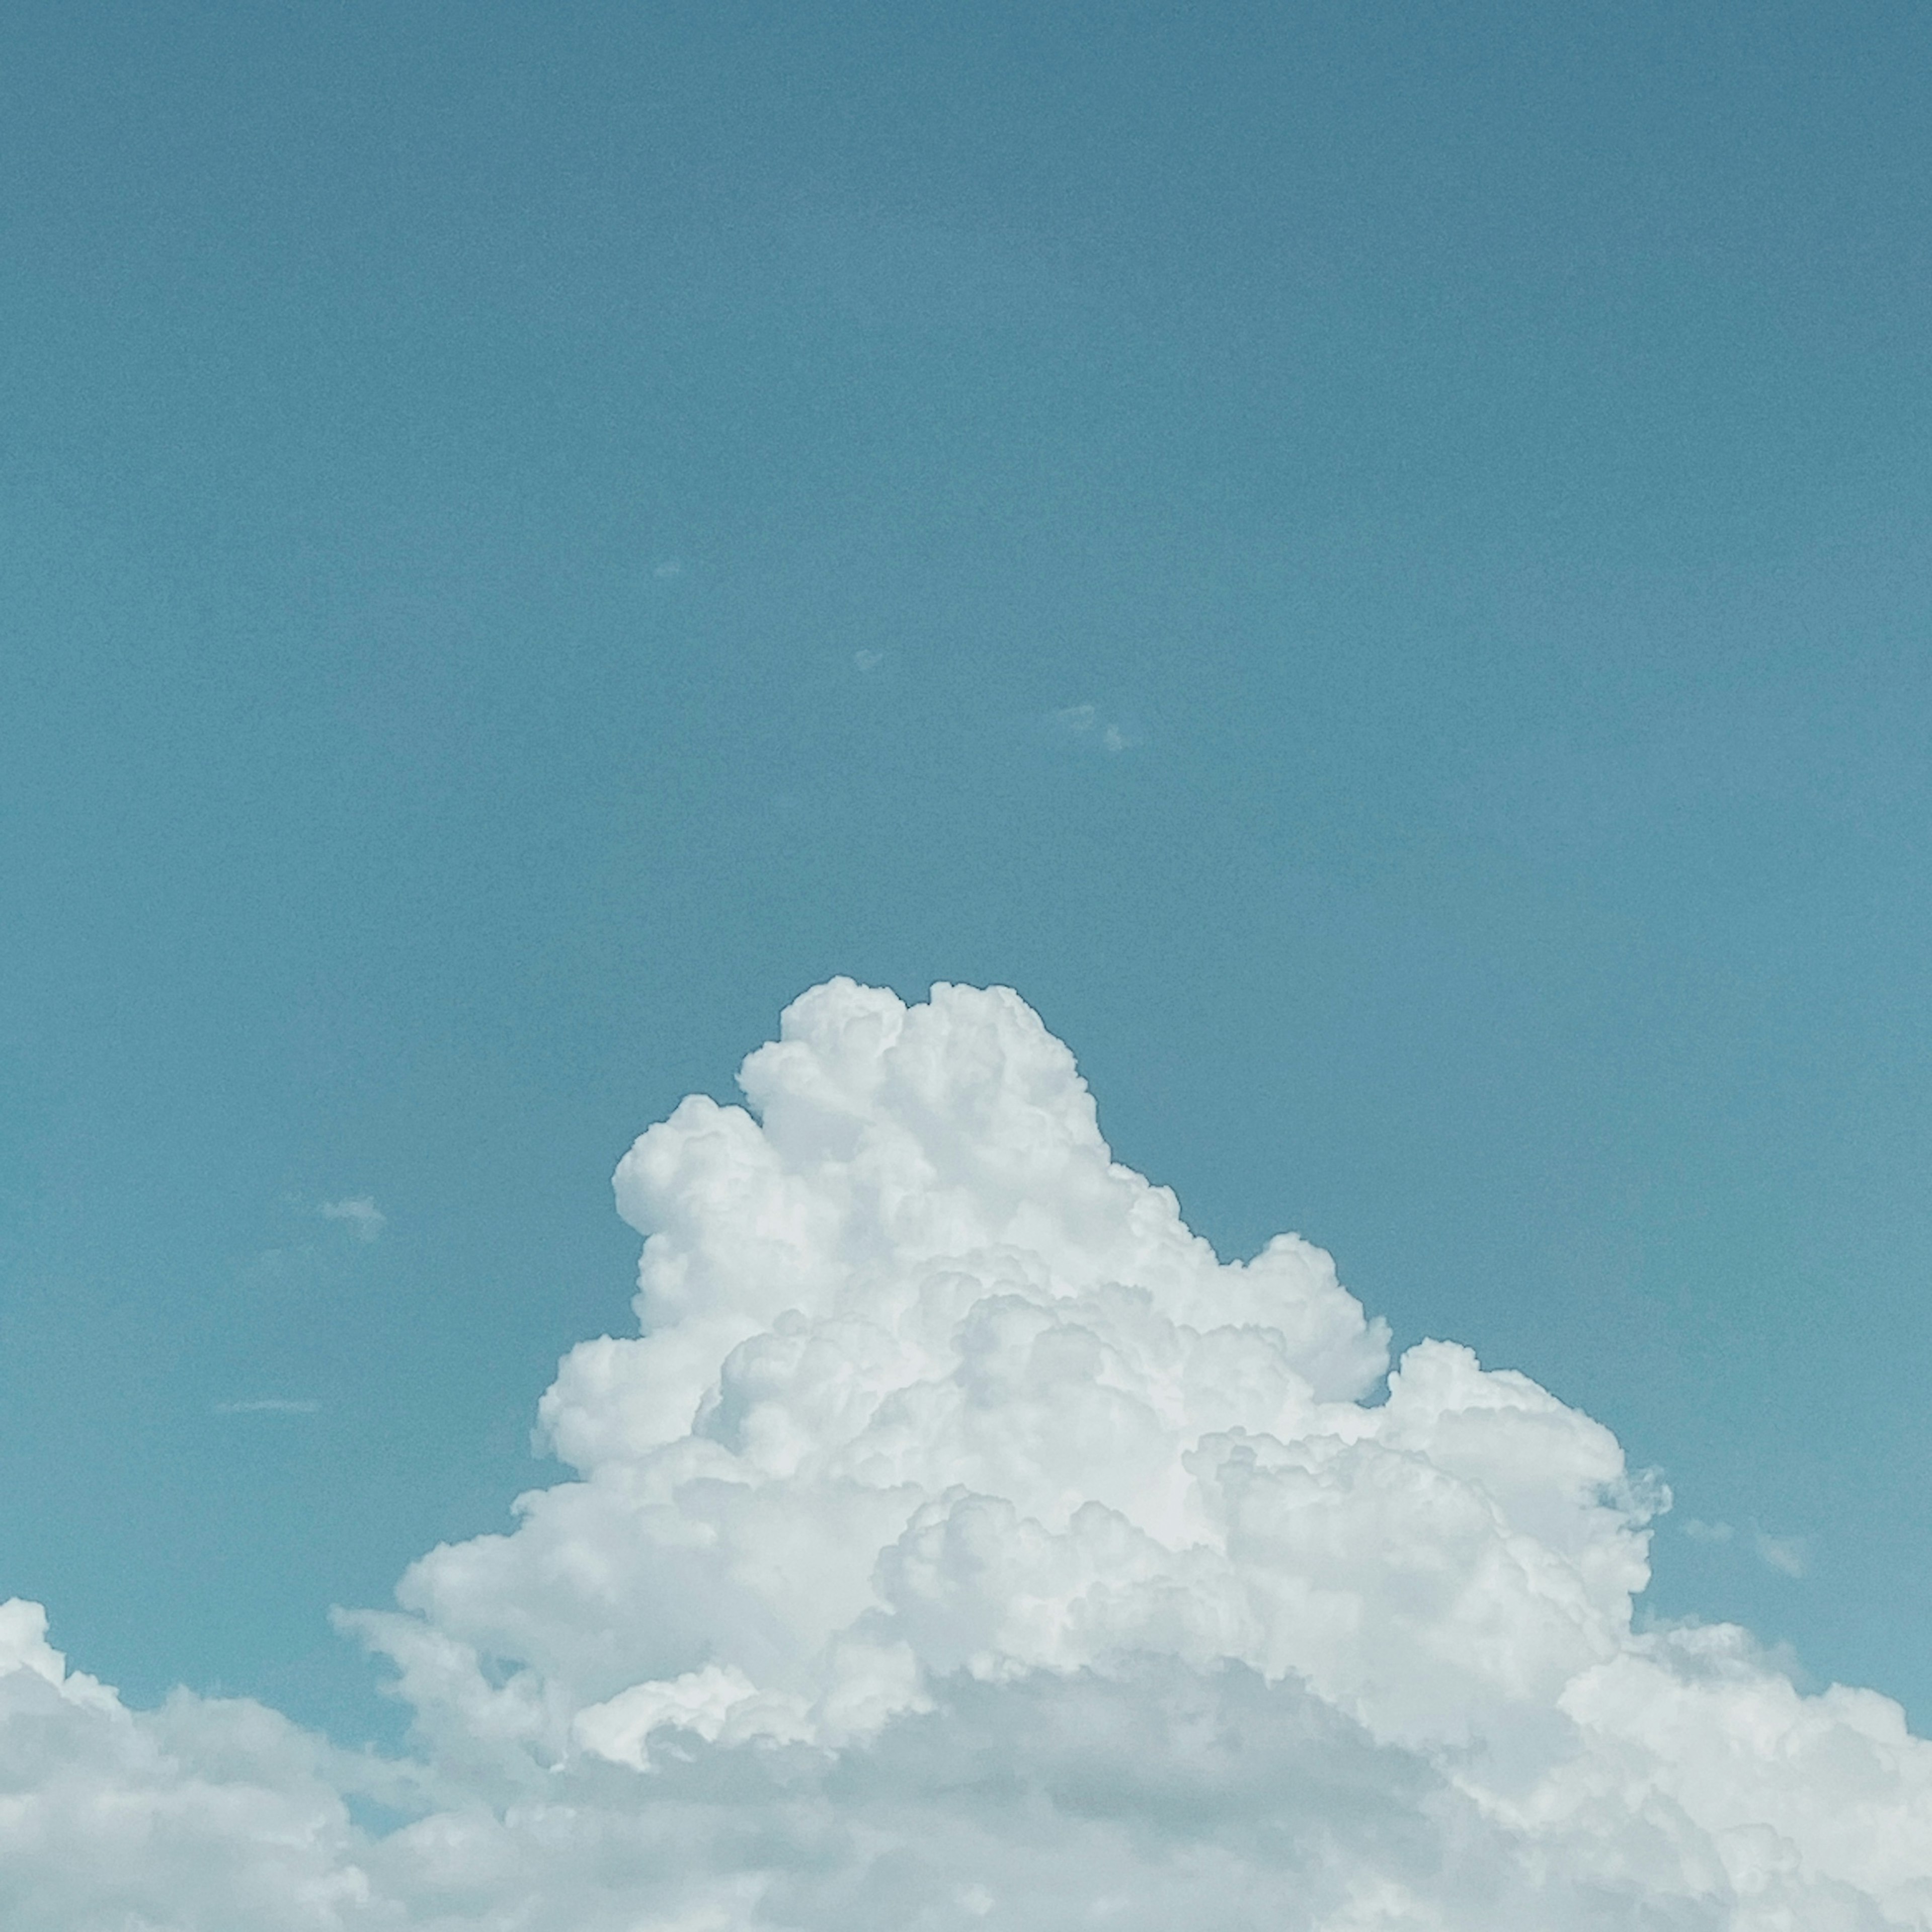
[1048, 702, 1137, 751]
[4, 981, 1930, 1928]
[1683, 1517, 1806, 1576]
[214, 1398, 322, 1415]
[0, 1601, 402, 1931]
[318, 1196, 386, 1243]
[1754, 1527, 1807, 1577]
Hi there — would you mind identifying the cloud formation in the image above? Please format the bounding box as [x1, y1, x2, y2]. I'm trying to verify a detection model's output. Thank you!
[1682, 1517, 1808, 1578]
[1754, 1527, 1807, 1577]
[1049, 702, 1138, 752]
[5, 981, 1931, 1928]
[318, 1196, 386, 1243]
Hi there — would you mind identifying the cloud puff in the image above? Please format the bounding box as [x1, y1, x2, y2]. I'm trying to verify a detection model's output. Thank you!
[319, 1196, 386, 1243]
[1048, 702, 1138, 752]
[1754, 1527, 1807, 1577]
[5, 982, 1931, 1928]
[1682, 1517, 1808, 1577]
[0, 1601, 395, 1931]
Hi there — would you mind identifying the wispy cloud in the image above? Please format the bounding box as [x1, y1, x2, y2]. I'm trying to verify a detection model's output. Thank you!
[212, 1398, 321, 1416]
[317, 1196, 385, 1244]
[1048, 702, 1139, 753]
[1682, 1516, 1805, 1576]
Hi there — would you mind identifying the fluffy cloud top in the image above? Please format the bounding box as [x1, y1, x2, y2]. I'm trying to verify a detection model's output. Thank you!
[5, 981, 1930, 1928]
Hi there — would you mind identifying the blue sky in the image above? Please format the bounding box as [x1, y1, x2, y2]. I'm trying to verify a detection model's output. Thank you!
[3, 0, 1930, 1763]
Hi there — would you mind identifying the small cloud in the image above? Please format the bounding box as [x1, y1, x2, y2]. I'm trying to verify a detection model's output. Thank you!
[318, 1196, 385, 1244]
[1682, 1516, 1804, 1577]
[214, 1399, 321, 1416]
[1048, 703, 1139, 753]
[652, 558, 684, 580]
[853, 649, 884, 671]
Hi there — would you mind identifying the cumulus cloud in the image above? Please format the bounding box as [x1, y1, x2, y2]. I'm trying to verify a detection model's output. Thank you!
[319, 1196, 386, 1243]
[5, 981, 1930, 1928]
[0, 1600, 405, 1930]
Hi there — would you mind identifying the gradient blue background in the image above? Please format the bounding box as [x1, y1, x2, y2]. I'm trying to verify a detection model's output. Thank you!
[4, 1, 1929, 1743]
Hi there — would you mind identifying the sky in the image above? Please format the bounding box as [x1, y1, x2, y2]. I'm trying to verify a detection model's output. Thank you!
[3, 3, 1932, 1919]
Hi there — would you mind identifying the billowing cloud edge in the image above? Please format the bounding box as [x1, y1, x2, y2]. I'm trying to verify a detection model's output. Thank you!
[4, 980, 1929, 1930]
